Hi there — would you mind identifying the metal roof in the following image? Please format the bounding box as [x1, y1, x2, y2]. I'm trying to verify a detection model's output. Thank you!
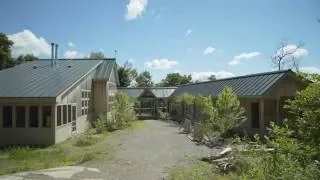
[94, 59, 117, 80]
[171, 70, 294, 98]
[118, 87, 177, 98]
[0, 59, 106, 98]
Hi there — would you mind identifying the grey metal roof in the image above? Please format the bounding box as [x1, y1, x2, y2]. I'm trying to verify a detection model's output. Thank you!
[118, 87, 177, 98]
[171, 70, 295, 98]
[94, 59, 117, 80]
[0, 59, 103, 98]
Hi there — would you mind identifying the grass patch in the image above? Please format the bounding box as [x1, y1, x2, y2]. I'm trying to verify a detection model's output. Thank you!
[168, 161, 237, 180]
[0, 132, 114, 175]
[130, 120, 145, 129]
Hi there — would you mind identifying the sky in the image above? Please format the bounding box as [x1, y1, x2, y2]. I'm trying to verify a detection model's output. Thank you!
[1, 0, 320, 82]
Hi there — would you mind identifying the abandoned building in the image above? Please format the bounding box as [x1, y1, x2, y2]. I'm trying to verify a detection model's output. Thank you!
[0, 56, 119, 146]
[118, 87, 176, 119]
[169, 70, 307, 135]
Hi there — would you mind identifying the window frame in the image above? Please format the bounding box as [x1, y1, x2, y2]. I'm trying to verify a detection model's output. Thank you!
[81, 89, 91, 116]
[42, 105, 52, 128]
[56, 103, 77, 127]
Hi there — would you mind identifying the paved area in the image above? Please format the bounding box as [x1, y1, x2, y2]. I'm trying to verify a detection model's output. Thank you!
[1, 120, 222, 180]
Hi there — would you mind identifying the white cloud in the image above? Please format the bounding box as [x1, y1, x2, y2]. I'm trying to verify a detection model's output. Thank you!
[300, 66, 320, 74]
[68, 42, 75, 47]
[125, 0, 148, 20]
[276, 44, 308, 58]
[229, 52, 260, 66]
[145, 58, 178, 69]
[63, 50, 84, 59]
[8, 29, 51, 57]
[203, 46, 216, 55]
[185, 29, 192, 36]
[192, 71, 235, 81]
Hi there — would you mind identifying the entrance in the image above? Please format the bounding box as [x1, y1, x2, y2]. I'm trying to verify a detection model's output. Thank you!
[251, 102, 260, 128]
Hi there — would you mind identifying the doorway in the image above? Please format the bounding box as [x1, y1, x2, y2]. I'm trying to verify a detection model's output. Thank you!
[251, 102, 260, 128]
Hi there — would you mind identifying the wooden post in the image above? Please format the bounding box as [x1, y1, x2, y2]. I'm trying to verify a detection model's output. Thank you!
[260, 99, 265, 135]
[276, 98, 280, 125]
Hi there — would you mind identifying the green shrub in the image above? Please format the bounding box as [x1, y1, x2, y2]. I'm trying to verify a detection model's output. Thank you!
[96, 116, 106, 134]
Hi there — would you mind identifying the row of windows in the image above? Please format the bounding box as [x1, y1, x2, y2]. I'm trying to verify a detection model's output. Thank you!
[81, 91, 91, 99]
[2, 106, 52, 128]
[57, 105, 77, 126]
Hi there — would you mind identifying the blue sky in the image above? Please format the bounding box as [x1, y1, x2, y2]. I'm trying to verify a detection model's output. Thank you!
[1, 0, 320, 82]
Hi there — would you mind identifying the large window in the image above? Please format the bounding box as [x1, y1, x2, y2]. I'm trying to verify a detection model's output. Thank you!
[57, 106, 62, 126]
[29, 106, 39, 127]
[68, 105, 72, 123]
[81, 90, 91, 116]
[16, 106, 26, 127]
[63, 105, 67, 124]
[3, 106, 12, 128]
[42, 106, 52, 128]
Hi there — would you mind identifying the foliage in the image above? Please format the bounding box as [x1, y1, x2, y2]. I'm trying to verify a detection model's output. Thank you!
[88, 51, 104, 59]
[208, 74, 216, 81]
[110, 92, 137, 129]
[284, 81, 320, 157]
[214, 87, 246, 136]
[16, 54, 38, 64]
[297, 71, 320, 82]
[0, 32, 14, 70]
[135, 70, 153, 87]
[118, 60, 138, 87]
[96, 117, 107, 134]
[74, 134, 98, 146]
[158, 110, 171, 121]
[159, 73, 192, 86]
[173, 92, 195, 105]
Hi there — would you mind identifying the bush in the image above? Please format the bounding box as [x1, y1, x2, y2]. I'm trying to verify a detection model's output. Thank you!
[74, 135, 97, 147]
[96, 116, 106, 134]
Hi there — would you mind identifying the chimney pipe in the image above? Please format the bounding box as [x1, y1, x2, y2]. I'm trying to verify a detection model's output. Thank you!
[55, 44, 58, 59]
[51, 43, 54, 67]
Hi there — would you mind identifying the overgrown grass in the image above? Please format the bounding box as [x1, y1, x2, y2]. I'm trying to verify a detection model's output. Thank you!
[130, 120, 145, 129]
[168, 161, 236, 180]
[0, 132, 114, 175]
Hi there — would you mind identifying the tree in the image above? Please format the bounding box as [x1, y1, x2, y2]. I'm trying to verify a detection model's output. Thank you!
[159, 73, 192, 86]
[118, 60, 138, 87]
[272, 41, 304, 71]
[135, 71, 153, 87]
[16, 54, 38, 64]
[208, 74, 216, 81]
[88, 51, 104, 59]
[214, 87, 246, 135]
[0, 33, 14, 70]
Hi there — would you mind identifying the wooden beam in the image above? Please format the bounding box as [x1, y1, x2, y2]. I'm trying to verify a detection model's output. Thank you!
[259, 99, 265, 135]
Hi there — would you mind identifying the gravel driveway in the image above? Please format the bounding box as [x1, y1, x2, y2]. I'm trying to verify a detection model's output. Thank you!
[1, 120, 222, 180]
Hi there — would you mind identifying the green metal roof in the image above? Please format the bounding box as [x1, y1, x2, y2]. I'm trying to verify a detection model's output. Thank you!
[118, 87, 177, 98]
[0, 59, 116, 98]
[171, 70, 295, 98]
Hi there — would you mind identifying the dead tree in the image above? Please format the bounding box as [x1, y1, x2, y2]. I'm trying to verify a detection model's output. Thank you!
[272, 41, 304, 72]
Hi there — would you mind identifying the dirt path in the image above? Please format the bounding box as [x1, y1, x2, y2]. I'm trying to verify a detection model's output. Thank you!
[1, 120, 222, 180]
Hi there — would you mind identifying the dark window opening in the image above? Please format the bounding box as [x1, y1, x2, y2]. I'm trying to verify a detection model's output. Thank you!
[16, 106, 26, 128]
[251, 103, 260, 128]
[68, 105, 71, 123]
[42, 106, 52, 127]
[3, 106, 12, 128]
[72, 106, 76, 121]
[63, 105, 67, 124]
[29, 106, 39, 127]
[57, 106, 62, 126]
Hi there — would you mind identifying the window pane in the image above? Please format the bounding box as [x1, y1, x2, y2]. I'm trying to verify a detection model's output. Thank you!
[72, 106, 76, 121]
[63, 105, 67, 124]
[57, 106, 61, 126]
[82, 92, 85, 98]
[68, 105, 71, 123]
[85, 101, 88, 107]
[88, 92, 91, 98]
[3, 106, 12, 128]
[29, 106, 39, 127]
[85, 109, 88, 115]
[82, 109, 84, 116]
[82, 101, 85, 107]
[42, 106, 52, 127]
[16, 106, 26, 128]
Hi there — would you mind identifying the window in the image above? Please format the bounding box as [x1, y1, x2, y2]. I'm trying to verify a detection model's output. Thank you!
[81, 89, 91, 116]
[42, 106, 52, 127]
[3, 106, 12, 128]
[29, 106, 39, 127]
[251, 103, 260, 128]
[57, 106, 62, 126]
[63, 105, 67, 124]
[68, 105, 71, 123]
[16, 106, 26, 127]
[72, 106, 76, 121]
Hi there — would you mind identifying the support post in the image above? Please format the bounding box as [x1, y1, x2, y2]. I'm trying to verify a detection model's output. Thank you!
[260, 99, 265, 135]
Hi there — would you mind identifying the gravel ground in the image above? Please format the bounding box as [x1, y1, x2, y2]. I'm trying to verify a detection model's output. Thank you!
[1, 120, 223, 180]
